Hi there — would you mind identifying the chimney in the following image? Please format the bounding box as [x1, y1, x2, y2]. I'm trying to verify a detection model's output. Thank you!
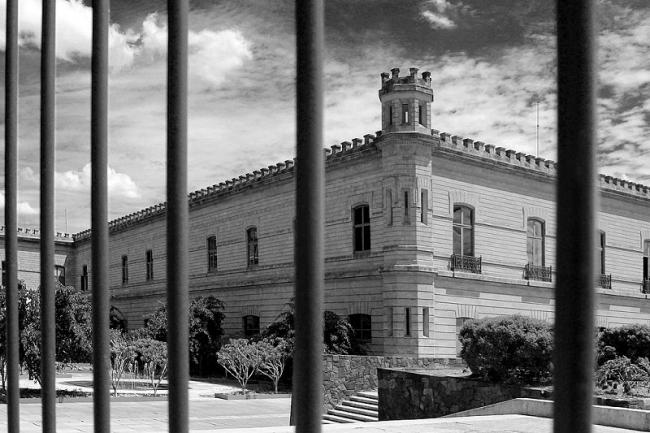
[391, 68, 400, 80]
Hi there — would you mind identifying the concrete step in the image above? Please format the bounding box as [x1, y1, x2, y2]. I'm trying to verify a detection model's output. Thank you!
[357, 390, 378, 400]
[341, 399, 378, 412]
[334, 404, 378, 418]
[349, 395, 378, 406]
[327, 408, 378, 422]
[322, 413, 355, 423]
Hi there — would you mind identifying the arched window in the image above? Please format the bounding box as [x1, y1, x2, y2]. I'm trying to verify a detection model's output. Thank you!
[247, 227, 258, 266]
[55, 265, 65, 286]
[353, 205, 371, 252]
[453, 205, 474, 256]
[243, 315, 260, 336]
[456, 317, 472, 356]
[348, 313, 371, 341]
[527, 219, 545, 266]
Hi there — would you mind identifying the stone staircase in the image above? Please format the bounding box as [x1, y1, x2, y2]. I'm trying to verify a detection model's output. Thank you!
[322, 390, 379, 424]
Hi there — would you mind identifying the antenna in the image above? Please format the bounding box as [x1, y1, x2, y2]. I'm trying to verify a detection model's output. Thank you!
[534, 94, 540, 157]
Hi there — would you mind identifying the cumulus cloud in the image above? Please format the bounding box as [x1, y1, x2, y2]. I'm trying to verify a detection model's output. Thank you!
[420, 0, 465, 30]
[421, 10, 457, 29]
[0, 192, 39, 216]
[22, 164, 140, 199]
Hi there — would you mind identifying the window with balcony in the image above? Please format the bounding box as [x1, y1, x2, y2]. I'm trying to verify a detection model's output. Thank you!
[348, 313, 371, 341]
[146, 250, 153, 281]
[451, 205, 481, 272]
[353, 205, 371, 253]
[525, 218, 551, 282]
[207, 235, 218, 272]
[55, 265, 65, 286]
[81, 265, 88, 291]
[247, 227, 258, 266]
[120, 255, 128, 285]
[243, 314, 260, 337]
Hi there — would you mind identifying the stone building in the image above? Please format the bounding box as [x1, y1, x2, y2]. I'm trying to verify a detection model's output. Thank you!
[3, 67, 650, 358]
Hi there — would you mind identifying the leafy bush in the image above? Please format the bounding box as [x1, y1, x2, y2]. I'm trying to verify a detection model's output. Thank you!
[459, 315, 553, 384]
[256, 337, 292, 393]
[110, 329, 137, 396]
[217, 339, 262, 393]
[597, 324, 650, 366]
[596, 356, 650, 395]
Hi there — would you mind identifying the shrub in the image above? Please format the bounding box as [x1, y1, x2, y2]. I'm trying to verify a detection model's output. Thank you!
[256, 338, 292, 393]
[137, 338, 168, 396]
[596, 356, 650, 395]
[459, 315, 553, 384]
[217, 339, 262, 393]
[110, 329, 137, 396]
[597, 324, 650, 366]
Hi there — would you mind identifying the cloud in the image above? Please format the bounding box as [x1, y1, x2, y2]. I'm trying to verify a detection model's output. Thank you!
[0, 191, 39, 216]
[420, 0, 465, 30]
[421, 10, 457, 29]
[22, 164, 140, 199]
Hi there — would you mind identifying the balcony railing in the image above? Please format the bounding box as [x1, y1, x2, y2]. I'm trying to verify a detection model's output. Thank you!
[642, 279, 650, 294]
[524, 263, 552, 282]
[450, 254, 482, 274]
[599, 274, 612, 289]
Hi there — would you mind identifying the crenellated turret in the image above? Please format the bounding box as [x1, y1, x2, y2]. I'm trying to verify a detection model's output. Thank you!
[379, 66, 434, 135]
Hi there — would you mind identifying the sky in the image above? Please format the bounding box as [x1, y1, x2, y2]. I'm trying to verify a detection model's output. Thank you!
[0, 0, 648, 233]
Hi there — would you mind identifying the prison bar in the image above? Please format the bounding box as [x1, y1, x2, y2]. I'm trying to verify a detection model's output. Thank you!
[293, 0, 325, 432]
[166, 0, 190, 431]
[91, 0, 111, 431]
[4, 0, 20, 431]
[554, 1, 597, 433]
[40, 0, 57, 430]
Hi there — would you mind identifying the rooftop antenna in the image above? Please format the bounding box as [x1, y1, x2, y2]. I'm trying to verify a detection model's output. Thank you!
[534, 94, 540, 157]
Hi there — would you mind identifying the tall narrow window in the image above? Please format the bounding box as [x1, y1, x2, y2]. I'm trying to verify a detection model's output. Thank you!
[644, 241, 650, 281]
[243, 315, 260, 336]
[353, 205, 371, 252]
[405, 307, 411, 336]
[207, 236, 218, 271]
[1, 261, 6, 287]
[453, 205, 474, 256]
[81, 265, 88, 291]
[146, 250, 153, 281]
[247, 227, 258, 266]
[388, 307, 394, 337]
[389, 105, 393, 125]
[402, 104, 409, 124]
[404, 191, 409, 218]
[349, 313, 372, 341]
[527, 219, 545, 266]
[423, 307, 430, 337]
[387, 190, 393, 225]
[55, 265, 65, 286]
[122, 255, 129, 285]
[418, 104, 424, 125]
[421, 189, 428, 223]
[598, 232, 606, 274]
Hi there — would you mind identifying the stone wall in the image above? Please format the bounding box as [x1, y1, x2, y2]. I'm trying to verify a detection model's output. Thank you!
[377, 368, 523, 420]
[322, 355, 463, 411]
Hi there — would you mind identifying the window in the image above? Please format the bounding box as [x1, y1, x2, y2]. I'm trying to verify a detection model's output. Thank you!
[207, 236, 218, 271]
[453, 205, 474, 256]
[418, 104, 424, 125]
[644, 241, 650, 281]
[55, 265, 65, 286]
[247, 227, 258, 266]
[401, 104, 409, 124]
[389, 105, 393, 125]
[527, 219, 545, 266]
[421, 189, 428, 223]
[423, 307, 430, 337]
[353, 205, 371, 252]
[146, 250, 153, 281]
[1, 261, 6, 287]
[405, 307, 411, 336]
[121, 255, 129, 285]
[598, 231, 606, 274]
[387, 190, 393, 225]
[456, 317, 471, 355]
[243, 315, 260, 337]
[348, 313, 371, 341]
[81, 265, 88, 291]
[387, 307, 394, 337]
[404, 191, 409, 218]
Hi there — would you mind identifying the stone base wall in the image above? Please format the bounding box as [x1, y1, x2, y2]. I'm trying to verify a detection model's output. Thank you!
[377, 368, 522, 420]
[322, 355, 463, 411]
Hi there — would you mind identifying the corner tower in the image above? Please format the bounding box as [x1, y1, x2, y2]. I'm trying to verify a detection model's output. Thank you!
[379, 67, 434, 134]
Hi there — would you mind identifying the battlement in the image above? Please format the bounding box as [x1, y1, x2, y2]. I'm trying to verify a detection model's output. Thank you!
[379, 67, 432, 95]
[0, 226, 73, 242]
[431, 129, 650, 199]
[73, 134, 381, 242]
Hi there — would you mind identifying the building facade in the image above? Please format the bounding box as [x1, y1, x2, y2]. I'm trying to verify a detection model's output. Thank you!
[3, 67, 650, 358]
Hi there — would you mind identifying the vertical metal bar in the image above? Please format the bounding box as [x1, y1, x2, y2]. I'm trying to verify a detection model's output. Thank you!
[167, 1, 189, 432]
[554, 1, 597, 433]
[91, 0, 110, 431]
[294, 0, 324, 431]
[4, 0, 20, 431]
[40, 0, 57, 430]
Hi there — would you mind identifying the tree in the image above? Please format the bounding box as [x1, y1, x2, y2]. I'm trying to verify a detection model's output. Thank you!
[256, 338, 291, 393]
[217, 339, 262, 394]
[137, 338, 168, 396]
[110, 329, 137, 396]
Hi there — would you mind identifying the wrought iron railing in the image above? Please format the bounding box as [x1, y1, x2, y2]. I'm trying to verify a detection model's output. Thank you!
[524, 263, 552, 282]
[599, 274, 612, 289]
[642, 279, 650, 294]
[450, 254, 482, 273]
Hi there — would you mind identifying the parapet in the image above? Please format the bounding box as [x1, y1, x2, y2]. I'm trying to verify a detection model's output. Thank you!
[0, 226, 72, 242]
[379, 67, 433, 96]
